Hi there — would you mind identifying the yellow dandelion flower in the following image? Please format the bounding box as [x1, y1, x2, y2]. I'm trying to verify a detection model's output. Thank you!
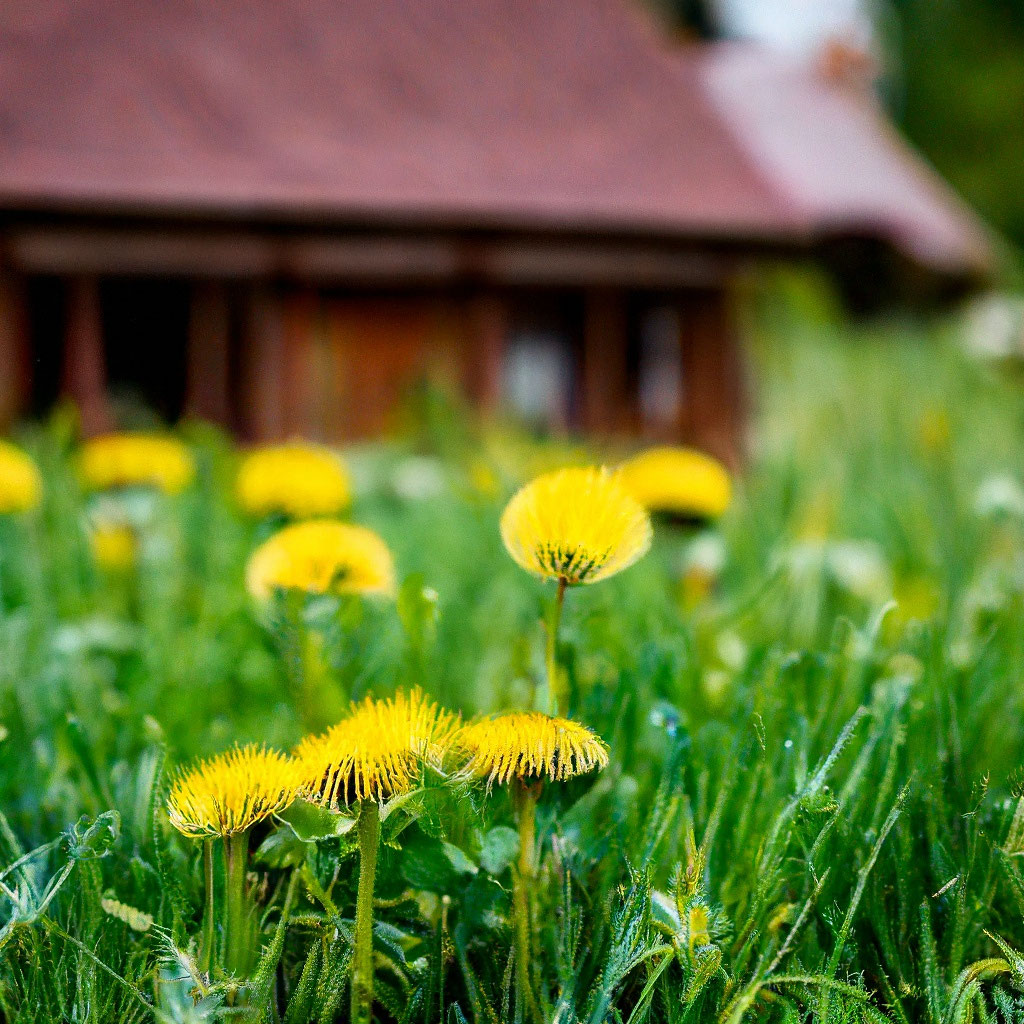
[457, 712, 609, 786]
[90, 521, 137, 572]
[236, 442, 351, 520]
[461, 713, 604, 1018]
[500, 467, 651, 585]
[245, 520, 396, 601]
[618, 447, 731, 521]
[79, 433, 195, 495]
[295, 689, 459, 806]
[166, 744, 303, 838]
[0, 441, 42, 514]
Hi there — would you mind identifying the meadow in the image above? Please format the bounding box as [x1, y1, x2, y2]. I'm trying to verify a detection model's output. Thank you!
[2, 307, 1024, 1023]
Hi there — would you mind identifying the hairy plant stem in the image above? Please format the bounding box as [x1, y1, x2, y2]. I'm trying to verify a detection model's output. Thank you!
[224, 830, 250, 979]
[300, 624, 324, 732]
[200, 839, 216, 973]
[352, 800, 381, 1024]
[545, 577, 568, 715]
[513, 779, 541, 1024]
[283, 591, 318, 734]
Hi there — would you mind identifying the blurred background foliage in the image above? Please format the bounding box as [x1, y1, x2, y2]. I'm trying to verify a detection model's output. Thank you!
[884, 0, 1024, 249]
[658, 0, 1024, 255]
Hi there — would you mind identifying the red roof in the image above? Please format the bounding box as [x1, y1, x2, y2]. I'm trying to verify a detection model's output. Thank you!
[697, 44, 991, 277]
[0, 0, 990, 277]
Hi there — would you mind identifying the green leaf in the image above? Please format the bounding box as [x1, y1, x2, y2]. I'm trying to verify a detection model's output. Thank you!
[443, 842, 478, 876]
[381, 787, 425, 823]
[64, 811, 120, 861]
[479, 826, 519, 875]
[255, 828, 308, 869]
[985, 930, 1024, 988]
[277, 800, 357, 842]
[401, 833, 460, 893]
[447, 1004, 470, 1024]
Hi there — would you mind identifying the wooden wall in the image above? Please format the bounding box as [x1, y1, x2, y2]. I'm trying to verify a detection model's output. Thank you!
[230, 287, 472, 442]
[0, 268, 30, 432]
[0, 270, 746, 464]
[677, 288, 746, 468]
[578, 286, 745, 465]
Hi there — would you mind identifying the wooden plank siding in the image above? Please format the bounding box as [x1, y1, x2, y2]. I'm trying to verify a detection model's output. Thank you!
[581, 289, 630, 436]
[0, 269, 30, 431]
[0, 265, 746, 465]
[678, 289, 746, 468]
[184, 282, 232, 427]
[61, 276, 112, 436]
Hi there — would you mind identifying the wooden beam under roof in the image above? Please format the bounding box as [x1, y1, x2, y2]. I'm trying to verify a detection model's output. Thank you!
[3, 224, 737, 289]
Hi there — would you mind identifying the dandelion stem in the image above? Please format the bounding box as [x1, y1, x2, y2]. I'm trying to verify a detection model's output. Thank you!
[300, 623, 323, 732]
[201, 838, 216, 973]
[352, 799, 381, 1024]
[513, 780, 541, 1024]
[545, 577, 568, 715]
[224, 830, 250, 978]
[283, 592, 317, 732]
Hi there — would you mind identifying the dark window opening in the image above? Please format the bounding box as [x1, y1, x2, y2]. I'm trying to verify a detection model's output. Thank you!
[501, 292, 584, 432]
[636, 303, 684, 435]
[26, 276, 66, 418]
[100, 278, 190, 424]
[622, 296, 686, 439]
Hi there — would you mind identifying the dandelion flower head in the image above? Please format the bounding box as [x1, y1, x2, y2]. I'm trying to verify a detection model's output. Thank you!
[618, 447, 731, 521]
[79, 433, 195, 495]
[245, 520, 395, 600]
[90, 521, 137, 572]
[236, 442, 351, 520]
[295, 689, 459, 806]
[500, 466, 651, 585]
[0, 441, 42, 514]
[457, 712, 609, 786]
[166, 744, 303, 838]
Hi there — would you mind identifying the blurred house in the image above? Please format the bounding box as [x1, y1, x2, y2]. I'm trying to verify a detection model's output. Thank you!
[0, 0, 991, 462]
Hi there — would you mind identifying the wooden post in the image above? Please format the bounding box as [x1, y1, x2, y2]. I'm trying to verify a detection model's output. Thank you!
[582, 289, 629, 435]
[239, 285, 287, 442]
[463, 292, 506, 416]
[184, 281, 232, 428]
[281, 287, 321, 439]
[0, 268, 30, 430]
[679, 288, 745, 468]
[62, 275, 112, 436]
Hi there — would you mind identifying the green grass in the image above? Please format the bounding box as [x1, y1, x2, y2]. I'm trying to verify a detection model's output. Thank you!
[3, 312, 1024, 1022]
